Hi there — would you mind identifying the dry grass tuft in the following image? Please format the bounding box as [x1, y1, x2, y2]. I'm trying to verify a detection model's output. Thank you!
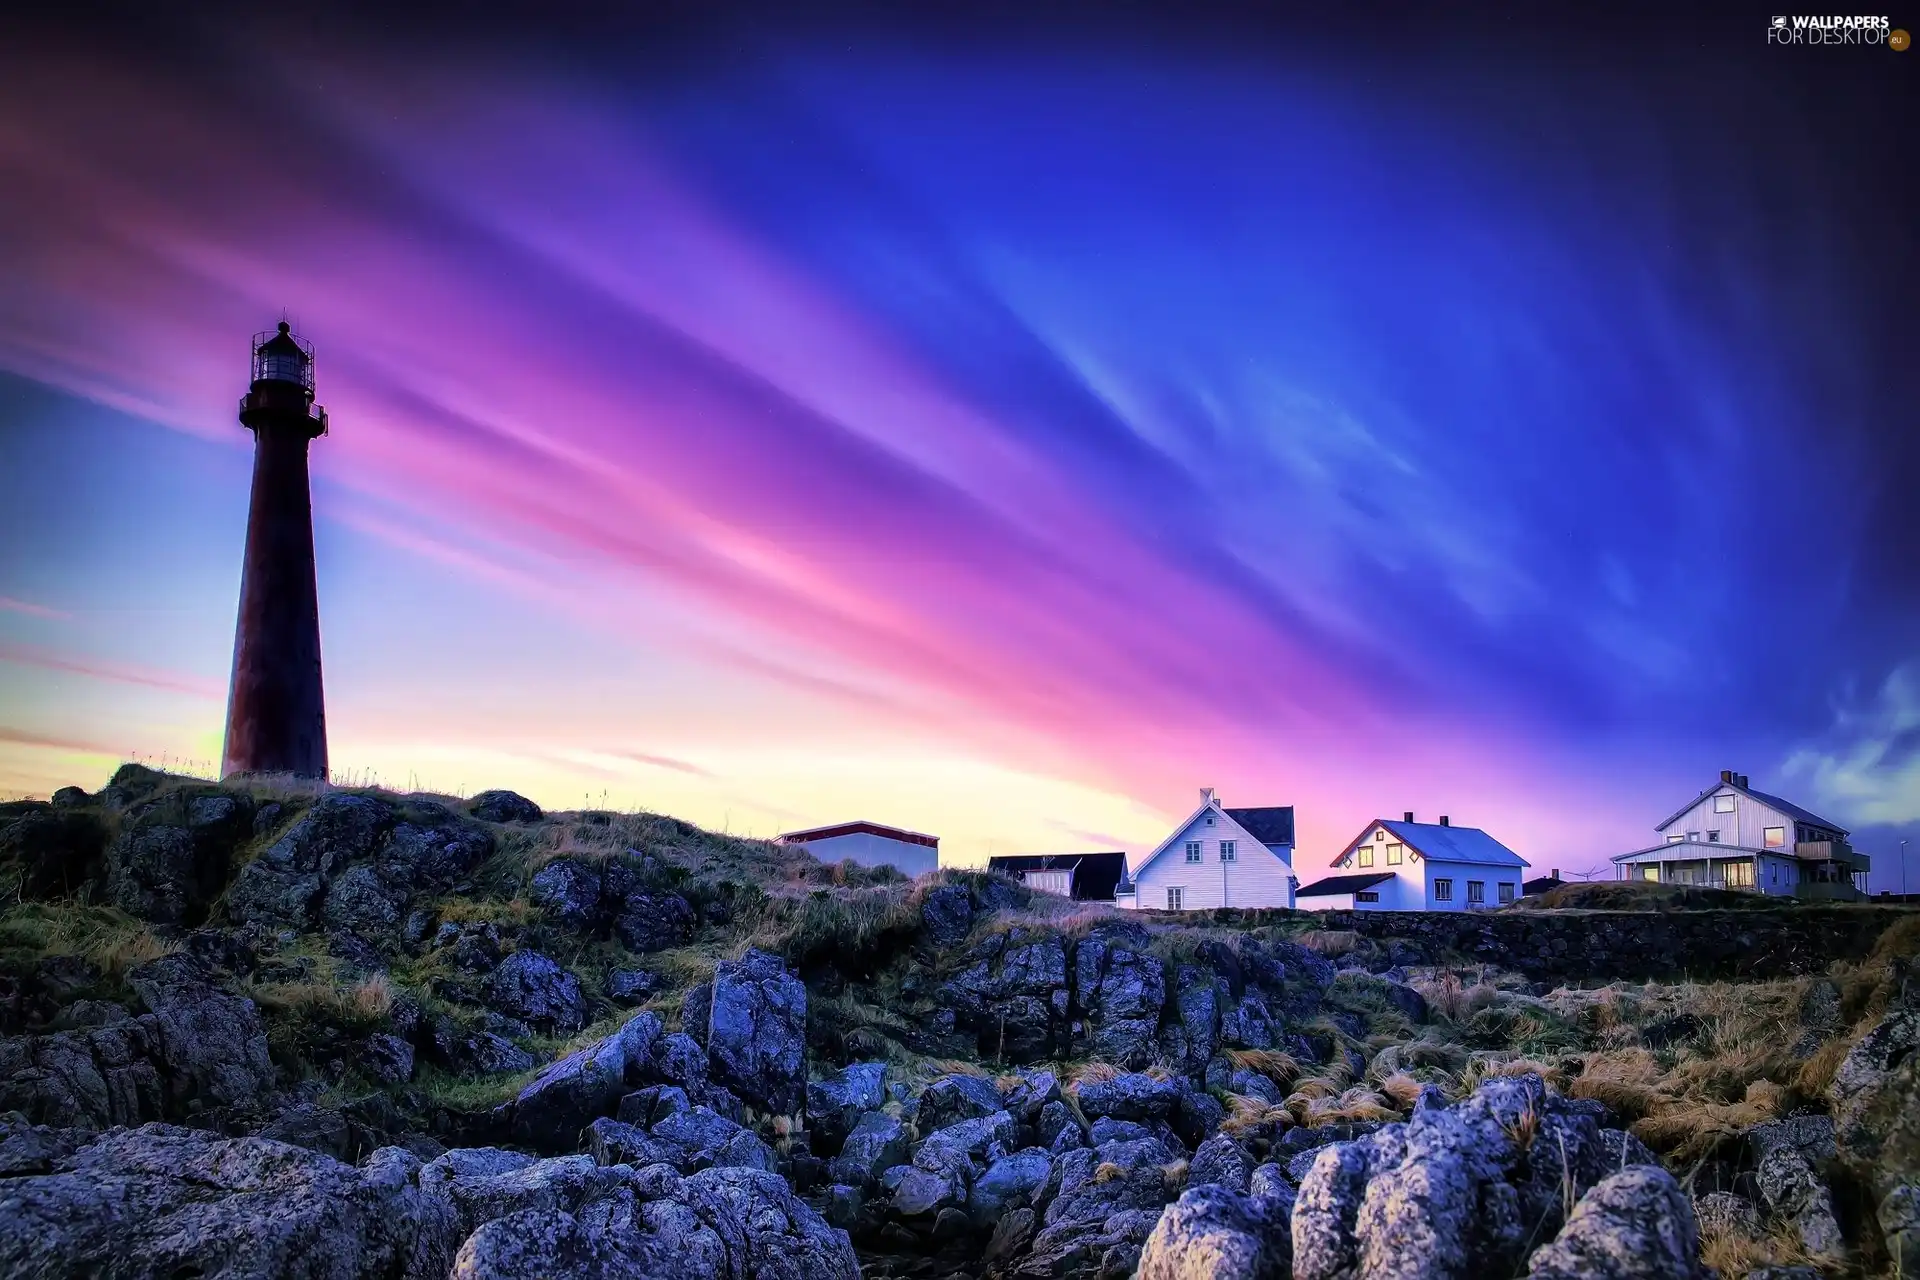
[1220, 1092, 1292, 1136]
[1224, 1047, 1302, 1089]
[1160, 1160, 1189, 1192]
[1298, 930, 1359, 958]
[1296, 1087, 1398, 1127]
[1093, 1161, 1125, 1184]
[1375, 1070, 1428, 1111]
[1067, 1061, 1121, 1091]
[1414, 972, 1500, 1022]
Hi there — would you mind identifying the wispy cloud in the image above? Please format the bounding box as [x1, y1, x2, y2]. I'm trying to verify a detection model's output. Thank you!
[0, 596, 70, 620]
[0, 641, 222, 698]
[1783, 663, 1920, 826]
[600, 749, 715, 778]
[0, 725, 122, 755]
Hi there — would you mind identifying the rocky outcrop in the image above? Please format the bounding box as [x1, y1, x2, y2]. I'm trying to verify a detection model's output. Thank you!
[1138, 1181, 1293, 1280]
[483, 950, 589, 1036]
[468, 790, 544, 824]
[227, 793, 491, 939]
[1292, 1074, 1638, 1280]
[1755, 1145, 1846, 1264]
[1831, 1006, 1920, 1273]
[696, 949, 806, 1115]
[943, 927, 1072, 1064]
[807, 1060, 887, 1152]
[0, 806, 109, 900]
[0, 1124, 460, 1279]
[0, 1008, 164, 1128]
[127, 953, 275, 1114]
[107, 786, 255, 924]
[513, 1012, 664, 1152]
[1012, 1133, 1184, 1278]
[1525, 1165, 1707, 1279]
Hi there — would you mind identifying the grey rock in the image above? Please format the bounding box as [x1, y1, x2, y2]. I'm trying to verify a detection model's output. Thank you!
[1526, 1165, 1706, 1279]
[915, 1110, 1017, 1182]
[127, 953, 275, 1113]
[1228, 1068, 1287, 1106]
[886, 1163, 965, 1224]
[1694, 1191, 1760, 1237]
[449, 1205, 670, 1280]
[617, 1085, 691, 1128]
[421, 1147, 630, 1238]
[0, 808, 108, 899]
[650, 1032, 710, 1093]
[607, 968, 661, 1004]
[919, 883, 974, 946]
[361, 1032, 416, 1084]
[1090, 1117, 1155, 1147]
[1075, 1071, 1181, 1121]
[0, 1124, 459, 1280]
[614, 893, 696, 953]
[1831, 1008, 1920, 1274]
[1036, 1099, 1077, 1147]
[532, 858, 604, 930]
[649, 1105, 778, 1173]
[1756, 1145, 1847, 1263]
[1188, 1132, 1256, 1193]
[513, 1011, 664, 1152]
[1138, 1182, 1292, 1280]
[1747, 1114, 1836, 1167]
[0, 1018, 165, 1128]
[469, 789, 544, 823]
[916, 1072, 1004, 1134]
[969, 1148, 1053, 1226]
[106, 788, 253, 924]
[484, 950, 589, 1036]
[807, 1060, 887, 1152]
[1249, 1162, 1293, 1203]
[832, 1111, 910, 1187]
[698, 949, 806, 1114]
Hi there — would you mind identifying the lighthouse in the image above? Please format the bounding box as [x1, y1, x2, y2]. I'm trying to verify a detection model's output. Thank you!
[221, 321, 329, 780]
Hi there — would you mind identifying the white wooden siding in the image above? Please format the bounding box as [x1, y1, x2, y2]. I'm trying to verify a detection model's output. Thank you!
[1124, 807, 1294, 910]
[1660, 788, 1828, 851]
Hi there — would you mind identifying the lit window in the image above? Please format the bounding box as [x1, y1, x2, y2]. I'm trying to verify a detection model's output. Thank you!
[1667, 834, 1685, 844]
[1707, 831, 1720, 843]
[1356, 891, 1380, 903]
[1687, 832, 1701, 841]
[1724, 861, 1754, 888]
[1467, 880, 1485, 904]
[1433, 878, 1453, 901]
[1166, 887, 1185, 910]
[1714, 793, 1736, 813]
[1498, 882, 1515, 904]
[1386, 843, 1404, 865]
[1185, 841, 1203, 864]
[1358, 846, 1374, 868]
[1764, 827, 1786, 849]
[1642, 864, 1660, 882]
[1219, 840, 1237, 863]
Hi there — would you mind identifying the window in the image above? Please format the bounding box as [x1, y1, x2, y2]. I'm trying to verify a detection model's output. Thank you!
[1219, 840, 1237, 862]
[1707, 831, 1721, 843]
[1205, 816, 1215, 825]
[1714, 792, 1736, 813]
[1166, 887, 1185, 910]
[1386, 843, 1404, 865]
[1358, 846, 1374, 868]
[1185, 841, 1203, 864]
[1667, 834, 1685, 844]
[1356, 891, 1380, 903]
[1723, 860, 1754, 888]
[1433, 878, 1453, 901]
[1764, 827, 1786, 849]
[1498, 882, 1515, 904]
[1375, 830, 1386, 841]
[1467, 880, 1485, 904]
[1686, 832, 1701, 841]
[1641, 864, 1660, 882]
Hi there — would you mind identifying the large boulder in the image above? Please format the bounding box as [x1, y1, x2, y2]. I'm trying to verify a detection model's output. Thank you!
[106, 788, 255, 924]
[1755, 1145, 1846, 1264]
[1525, 1165, 1707, 1279]
[697, 949, 806, 1114]
[614, 894, 696, 954]
[941, 926, 1071, 1063]
[484, 950, 590, 1036]
[1832, 1007, 1920, 1273]
[1292, 1074, 1636, 1280]
[1138, 1181, 1293, 1280]
[1072, 921, 1167, 1067]
[468, 790, 545, 824]
[0, 1124, 460, 1279]
[420, 1148, 632, 1238]
[832, 1111, 910, 1187]
[806, 1060, 887, 1153]
[1075, 1071, 1181, 1122]
[1188, 1132, 1257, 1194]
[915, 1072, 1005, 1135]
[0, 1011, 165, 1128]
[1014, 1134, 1185, 1278]
[532, 858, 604, 931]
[127, 953, 275, 1114]
[513, 1012, 664, 1151]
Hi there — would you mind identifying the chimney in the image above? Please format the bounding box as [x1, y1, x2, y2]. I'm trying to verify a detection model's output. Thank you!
[1550, 867, 1559, 879]
[1439, 815, 1450, 826]
[1737, 774, 1749, 788]
[1721, 769, 1734, 783]
[1403, 811, 1415, 822]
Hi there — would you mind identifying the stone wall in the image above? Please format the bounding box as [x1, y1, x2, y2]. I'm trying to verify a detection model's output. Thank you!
[1207, 906, 1914, 982]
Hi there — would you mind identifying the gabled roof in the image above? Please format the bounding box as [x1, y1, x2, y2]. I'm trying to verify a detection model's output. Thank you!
[777, 820, 938, 849]
[1129, 792, 1293, 881]
[1655, 778, 1846, 836]
[1335, 819, 1528, 869]
[1295, 872, 1393, 897]
[1224, 806, 1294, 846]
[987, 852, 1128, 901]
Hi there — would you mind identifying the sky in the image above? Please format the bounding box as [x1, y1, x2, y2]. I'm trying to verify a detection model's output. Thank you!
[1, 2, 1916, 886]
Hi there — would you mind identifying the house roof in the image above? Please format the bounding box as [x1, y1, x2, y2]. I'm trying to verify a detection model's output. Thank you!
[1613, 841, 1780, 863]
[1335, 819, 1528, 869]
[777, 820, 938, 849]
[1128, 792, 1293, 881]
[1655, 778, 1847, 836]
[1295, 872, 1394, 897]
[987, 852, 1128, 901]
[1223, 806, 1295, 846]
[1522, 874, 1563, 895]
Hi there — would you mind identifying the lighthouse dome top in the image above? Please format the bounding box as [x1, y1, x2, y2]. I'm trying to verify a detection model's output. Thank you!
[251, 321, 315, 393]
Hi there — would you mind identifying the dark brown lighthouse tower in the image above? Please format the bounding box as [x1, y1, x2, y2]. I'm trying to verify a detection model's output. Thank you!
[221, 322, 329, 780]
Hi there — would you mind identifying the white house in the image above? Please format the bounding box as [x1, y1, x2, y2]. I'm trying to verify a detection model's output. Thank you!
[1611, 770, 1868, 900]
[1299, 812, 1527, 911]
[1114, 788, 1295, 911]
[776, 820, 939, 877]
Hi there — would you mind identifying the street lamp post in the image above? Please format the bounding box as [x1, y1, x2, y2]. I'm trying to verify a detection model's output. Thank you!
[1902, 838, 1909, 900]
